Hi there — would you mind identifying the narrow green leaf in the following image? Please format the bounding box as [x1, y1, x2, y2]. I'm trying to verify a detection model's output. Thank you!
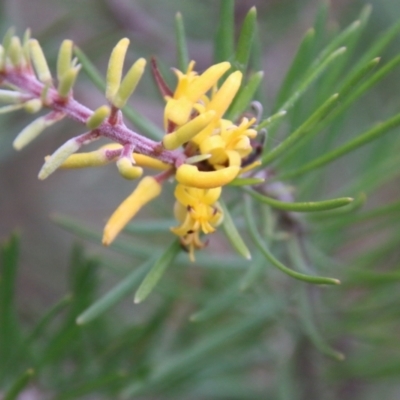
[74, 46, 163, 140]
[261, 47, 346, 137]
[134, 240, 181, 303]
[312, 20, 360, 69]
[298, 283, 344, 360]
[347, 18, 400, 83]
[214, 0, 235, 62]
[228, 177, 264, 187]
[233, 6, 257, 73]
[175, 12, 189, 71]
[311, 192, 366, 219]
[139, 311, 272, 395]
[0, 234, 20, 369]
[279, 111, 400, 180]
[226, 71, 264, 120]
[52, 213, 157, 258]
[219, 199, 251, 260]
[276, 57, 382, 166]
[287, 238, 345, 360]
[262, 93, 339, 165]
[274, 28, 315, 110]
[239, 255, 266, 291]
[346, 270, 400, 285]
[124, 219, 177, 234]
[26, 294, 73, 344]
[257, 110, 287, 130]
[3, 369, 35, 400]
[243, 188, 353, 212]
[73, 46, 105, 91]
[76, 258, 153, 324]
[190, 284, 238, 322]
[244, 196, 339, 285]
[313, 0, 329, 47]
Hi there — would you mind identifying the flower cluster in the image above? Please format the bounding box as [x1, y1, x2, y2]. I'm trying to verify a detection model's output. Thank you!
[0, 30, 261, 261]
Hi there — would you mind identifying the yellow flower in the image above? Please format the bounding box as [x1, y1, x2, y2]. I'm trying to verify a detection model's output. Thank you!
[171, 184, 223, 261]
[164, 61, 230, 128]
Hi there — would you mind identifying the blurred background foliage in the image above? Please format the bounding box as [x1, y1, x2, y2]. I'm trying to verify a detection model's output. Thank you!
[1, 0, 400, 399]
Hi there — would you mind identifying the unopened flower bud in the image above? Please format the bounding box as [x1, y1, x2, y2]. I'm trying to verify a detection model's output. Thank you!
[23, 98, 42, 113]
[29, 39, 52, 83]
[9, 36, 23, 66]
[86, 105, 111, 130]
[162, 110, 215, 150]
[38, 137, 80, 179]
[13, 112, 63, 150]
[57, 39, 73, 81]
[106, 38, 129, 102]
[116, 157, 143, 180]
[113, 58, 146, 109]
[57, 65, 81, 98]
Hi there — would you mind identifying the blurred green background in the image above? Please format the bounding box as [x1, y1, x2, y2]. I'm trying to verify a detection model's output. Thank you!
[1, 0, 400, 399]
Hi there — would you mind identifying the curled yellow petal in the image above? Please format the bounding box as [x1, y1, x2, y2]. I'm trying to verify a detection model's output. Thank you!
[187, 61, 230, 102]
[113, 58, 146, 109]
[29, 39, 52, 83]
[163, 110, 215, 150]
[206, 70, 242, 118]
[106, 38, 130, 102]
[176, 164, 239, 189]
[103, 176, 162, 245]
[116, 157, 143, 180]
[133, 153, 170, 170]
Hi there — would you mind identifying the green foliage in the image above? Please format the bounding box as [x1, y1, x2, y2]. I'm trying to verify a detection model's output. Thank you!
[2, 1, 400, 399]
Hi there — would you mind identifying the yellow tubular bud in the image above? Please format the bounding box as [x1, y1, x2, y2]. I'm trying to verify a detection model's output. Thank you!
[163, 110, 215, 150]
[57, 65, 81, 98]
[56, 151, 111, 168]
[0, 45, 4, 70]
[187, 62, 230, 101]
[113, 58, 146, 109]
[57, 39, 73, 80]
[176, 164, 240, 189]
[103, 176, 162, 245]
[133, 153, 170, 170]
[207, 70, 242, 118]
[13, 114, 60, 150]
[116, 157, 143, 180]
[29, 39, 52, 83]
[23, 98, 43, 113]
[0, 89, 26, 103]
[38, 138, 81, 180]
[9, 36, 23, 66]
[22, 29, 31, 64]
[86, 105, 111, 130]
[106, 38, 130, 102]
